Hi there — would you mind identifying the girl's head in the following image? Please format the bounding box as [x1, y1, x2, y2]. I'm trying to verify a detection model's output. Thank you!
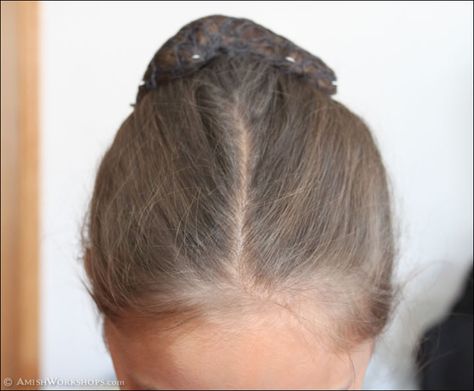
[82, 15, 398, 390]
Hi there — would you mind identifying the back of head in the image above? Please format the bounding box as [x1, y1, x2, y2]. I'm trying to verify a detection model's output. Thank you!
[82, 24, 397, 354]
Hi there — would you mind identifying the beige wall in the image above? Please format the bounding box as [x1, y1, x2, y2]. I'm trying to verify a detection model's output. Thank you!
[1, 2, 39, 389]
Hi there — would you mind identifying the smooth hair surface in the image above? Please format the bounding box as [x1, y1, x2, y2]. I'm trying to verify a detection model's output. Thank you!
[82, 55, 399, 352]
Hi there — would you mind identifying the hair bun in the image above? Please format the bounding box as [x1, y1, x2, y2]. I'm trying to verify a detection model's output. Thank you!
[135, 14, 337, 105]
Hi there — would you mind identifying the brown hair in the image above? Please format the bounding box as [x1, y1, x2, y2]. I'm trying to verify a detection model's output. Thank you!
[81, 54, 399, 352]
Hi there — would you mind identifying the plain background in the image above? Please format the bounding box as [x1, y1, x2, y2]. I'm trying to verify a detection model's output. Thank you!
[40, 1, 473, 389]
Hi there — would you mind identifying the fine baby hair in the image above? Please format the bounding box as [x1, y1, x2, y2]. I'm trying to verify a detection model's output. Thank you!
[81, 14, 399, 356]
